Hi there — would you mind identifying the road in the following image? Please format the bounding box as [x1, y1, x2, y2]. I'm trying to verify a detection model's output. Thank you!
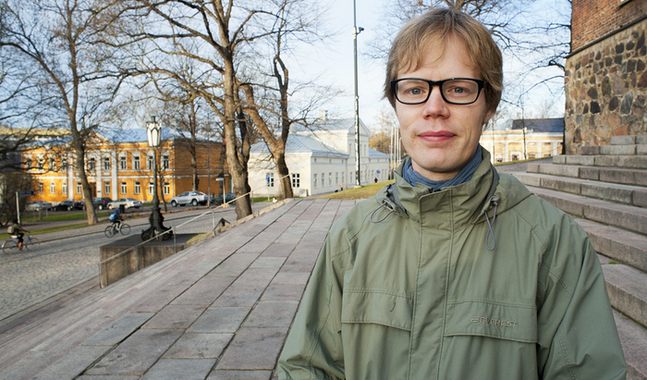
[0, 205, 254, 322]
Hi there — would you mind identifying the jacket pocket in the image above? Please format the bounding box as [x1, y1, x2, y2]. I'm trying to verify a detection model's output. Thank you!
[444, 300, 537, 343]
[341, 290, 413, 331]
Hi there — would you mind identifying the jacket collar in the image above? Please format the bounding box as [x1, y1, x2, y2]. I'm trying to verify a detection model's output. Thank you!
[377, 148, 530, 228]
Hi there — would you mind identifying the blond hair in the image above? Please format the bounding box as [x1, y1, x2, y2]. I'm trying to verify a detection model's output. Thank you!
[384, 8, 503, 113]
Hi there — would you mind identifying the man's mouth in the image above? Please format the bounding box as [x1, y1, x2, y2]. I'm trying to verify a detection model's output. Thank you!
[418, 131, 455, 142]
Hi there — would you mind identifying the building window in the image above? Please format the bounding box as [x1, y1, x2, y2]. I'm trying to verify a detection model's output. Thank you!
[62, 181, 68, 195]
[119, 156, 127, 170]
[291, 173, 300, 188]
[25, 157, 32, 169]
[134, 181, 141, 194]
[335, 172, 339, 186]
[105, 182, 110, 195]
[38, 182, 43, 194]
[87, 157, 96, 172]
[162, 155, 169, 169]
[147, 155, 154, 169]
[163, 182, 170, 195]
[121, 182, 127, 194]
[266, 172, 274, 188]
[61, 158, 67, 171]
[37, 158, 44, 170]
[133, 156, 140, 170]
[329, 172, 332, 186]
[313, 174, 317, 188]
[103, 157, 110, 171]
[49, 157, 56, 171]
[321, 173, 325, 187]
[77, 182, 82, 194]
[50, 181, 55, 194]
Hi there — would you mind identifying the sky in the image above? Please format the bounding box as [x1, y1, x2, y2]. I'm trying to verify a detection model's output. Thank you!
[288, 0, 572, 131]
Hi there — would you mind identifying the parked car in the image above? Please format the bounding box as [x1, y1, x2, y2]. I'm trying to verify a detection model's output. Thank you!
[108, 198, 143, 210]
[86, 197, 113, 210]
[170, 191, 209, 207]
[25, 200, 53, 211]
[52, 200, 83, 211]
[211, 192, 236, 205]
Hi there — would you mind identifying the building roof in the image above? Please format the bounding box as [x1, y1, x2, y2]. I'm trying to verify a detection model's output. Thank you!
[368, 148, 389, 158]
[292, 117, 372, 136]
[99, 128, 210, 143]
[511, 118, 564, 133]
[251, 134, 347, 158]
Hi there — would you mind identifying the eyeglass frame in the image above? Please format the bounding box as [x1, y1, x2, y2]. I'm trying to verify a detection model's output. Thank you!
[390, 77, 486, 106]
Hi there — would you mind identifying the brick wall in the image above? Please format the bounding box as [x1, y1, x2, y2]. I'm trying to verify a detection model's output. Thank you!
[572, 0, 647, 51]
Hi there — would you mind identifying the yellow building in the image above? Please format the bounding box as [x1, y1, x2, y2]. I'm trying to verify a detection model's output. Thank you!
[20, 129, 230, 205]
[480, 118, 564, 163]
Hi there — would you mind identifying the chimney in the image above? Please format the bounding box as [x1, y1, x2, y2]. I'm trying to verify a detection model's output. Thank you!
[318, 109, 328, 121]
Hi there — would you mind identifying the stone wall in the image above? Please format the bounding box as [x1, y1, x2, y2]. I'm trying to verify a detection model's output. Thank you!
[565, 20, 647, 155]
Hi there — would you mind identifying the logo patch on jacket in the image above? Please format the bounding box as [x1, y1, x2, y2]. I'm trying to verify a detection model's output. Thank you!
[470, 316, 517, 328]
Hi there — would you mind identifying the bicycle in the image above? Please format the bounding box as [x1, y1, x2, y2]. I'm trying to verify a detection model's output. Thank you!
[2, 235, 40, 254]
[104, 222, 131, 238]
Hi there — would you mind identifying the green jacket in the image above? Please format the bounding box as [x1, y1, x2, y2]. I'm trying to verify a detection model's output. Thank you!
[278, 151, 627, 380]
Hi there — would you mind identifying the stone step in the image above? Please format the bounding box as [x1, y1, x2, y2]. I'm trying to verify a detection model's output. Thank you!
[527, 163, 647, 187]
[513, 172, 647, 207]
[600, 144, 647, 155]
[611, 135, 647, 145]
[614, 310, 647, 380]
[551, 154, 647, 169]
[599, 258, 647, 328]
[578, 218, 647, 273]
[525, 185, 647, 236]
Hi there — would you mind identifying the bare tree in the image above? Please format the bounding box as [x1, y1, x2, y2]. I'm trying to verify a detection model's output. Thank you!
[123, 0, 278, 218]
[125, 0, 327, 217]
[0, 0, 133, 224]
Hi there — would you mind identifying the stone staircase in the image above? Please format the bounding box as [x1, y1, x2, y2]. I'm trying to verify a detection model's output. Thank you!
[510, 135, 647, 380]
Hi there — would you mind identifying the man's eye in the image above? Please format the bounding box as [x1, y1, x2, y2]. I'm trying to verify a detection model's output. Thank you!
[448, 86, 470, 95]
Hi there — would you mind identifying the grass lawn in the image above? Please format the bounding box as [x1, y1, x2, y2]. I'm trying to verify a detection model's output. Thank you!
[318, 180, 394, 200]
[20, 210, 112, 223]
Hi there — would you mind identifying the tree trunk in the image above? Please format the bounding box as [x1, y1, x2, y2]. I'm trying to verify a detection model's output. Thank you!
[275, 153, 293, 199]
[74, 146, 98, 225]
[223, 61, 252, 220]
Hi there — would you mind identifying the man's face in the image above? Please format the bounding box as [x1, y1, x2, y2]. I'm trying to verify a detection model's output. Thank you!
[395, 38, 494, 181]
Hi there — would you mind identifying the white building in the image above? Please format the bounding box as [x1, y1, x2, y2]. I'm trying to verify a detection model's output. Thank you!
[249, 118, 390, 197]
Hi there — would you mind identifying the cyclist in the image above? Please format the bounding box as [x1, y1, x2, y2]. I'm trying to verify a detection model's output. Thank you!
[109, 209, 122, 231]
[7, 218, 29, 251]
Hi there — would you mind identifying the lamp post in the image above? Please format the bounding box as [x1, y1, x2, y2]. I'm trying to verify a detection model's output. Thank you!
[142, 116, 172, 241]
[353, 0, 363, 187]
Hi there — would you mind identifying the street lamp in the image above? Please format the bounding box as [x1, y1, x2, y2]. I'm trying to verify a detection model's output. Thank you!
[353, 0, 363, 187]
[142, 116, 172, 241]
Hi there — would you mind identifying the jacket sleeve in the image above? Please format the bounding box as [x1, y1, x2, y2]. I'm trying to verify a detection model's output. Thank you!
[536, 215, 627, 379]
[277, 235, 345, 380]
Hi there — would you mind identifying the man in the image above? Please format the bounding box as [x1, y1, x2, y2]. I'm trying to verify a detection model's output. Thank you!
[109, 208, 122, 229]
[8, 218, 28, 251]
[278, 8, 626, 380]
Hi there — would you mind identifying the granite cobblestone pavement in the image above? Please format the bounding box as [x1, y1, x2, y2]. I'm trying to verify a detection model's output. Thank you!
[0, 198, 356, 380]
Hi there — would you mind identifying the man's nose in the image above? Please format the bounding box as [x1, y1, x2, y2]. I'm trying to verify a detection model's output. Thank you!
[422, 85, 449, 117]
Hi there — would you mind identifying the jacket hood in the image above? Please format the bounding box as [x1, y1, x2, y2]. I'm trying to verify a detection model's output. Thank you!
[374, 148, 532, 227]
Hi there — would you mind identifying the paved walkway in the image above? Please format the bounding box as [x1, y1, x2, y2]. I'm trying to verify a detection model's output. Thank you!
[0, 198, 357, 380]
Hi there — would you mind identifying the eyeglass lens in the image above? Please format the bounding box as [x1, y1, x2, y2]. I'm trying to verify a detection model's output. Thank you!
[395, 79, 481, 105]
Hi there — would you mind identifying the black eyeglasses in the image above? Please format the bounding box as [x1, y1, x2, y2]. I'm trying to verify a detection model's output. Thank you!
[391, 78, 486, 105]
